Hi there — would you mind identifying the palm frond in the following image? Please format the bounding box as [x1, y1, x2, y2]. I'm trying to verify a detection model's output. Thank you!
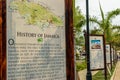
[99, 1, 105, 22]
[76, 19, 86, 27]
[89, 17, 101, 25]
[111, 33, 120, 45]
[106, 8, 120, 22]
[90, 28, 102, 34]
[112, 25, 120, 30]
[114, 33, 120, 37]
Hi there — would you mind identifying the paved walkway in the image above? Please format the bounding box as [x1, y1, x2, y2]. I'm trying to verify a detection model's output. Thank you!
[77, 69, 98, 80]
[111, 61, 120, 80]
[77, 61, 120, 80]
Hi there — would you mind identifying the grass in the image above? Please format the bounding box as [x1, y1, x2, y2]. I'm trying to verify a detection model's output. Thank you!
[92, 64, 116, 80]
[92, 70, 106, 80]
[76, 60, 87, 71]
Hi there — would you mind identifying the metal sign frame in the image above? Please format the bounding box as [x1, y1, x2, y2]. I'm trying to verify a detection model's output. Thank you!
[89, 35, 107, 80]
[106, 43, 112, 70]
[106, 44, 111, 64]
[89, 35, 106, 71]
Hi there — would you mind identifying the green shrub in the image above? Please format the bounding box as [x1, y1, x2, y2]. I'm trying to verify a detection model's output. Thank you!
[76, 53, 80, 60]
[76, 61, 87, 71]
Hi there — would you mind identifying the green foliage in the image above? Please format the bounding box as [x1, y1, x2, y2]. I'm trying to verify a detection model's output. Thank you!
[73, 6, 85, 31]
[75, 36, 85, 46]
[89, 3, 120, 49]
[111, 32, 120, 50]
[92, 71, 105, 80]
[92, 65, 116, 80]
[76, 61, 87, 71]
[76, 53, 80, 60]
[73, 6, 85, 47]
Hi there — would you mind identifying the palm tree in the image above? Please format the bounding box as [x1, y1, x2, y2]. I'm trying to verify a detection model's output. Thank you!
[89, 2, 120, 43]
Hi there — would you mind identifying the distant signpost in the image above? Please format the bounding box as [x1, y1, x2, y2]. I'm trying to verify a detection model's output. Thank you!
[111, 48, 114, 63]
[89, 35, 107, 80]
[89, 35, 106, 70]
[106, 44, 111, 64]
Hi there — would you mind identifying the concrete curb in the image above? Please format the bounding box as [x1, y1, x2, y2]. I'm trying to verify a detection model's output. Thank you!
[110, 63, 117, 80]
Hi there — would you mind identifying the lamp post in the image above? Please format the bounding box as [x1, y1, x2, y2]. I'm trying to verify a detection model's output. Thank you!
[86, 0, 92, 80]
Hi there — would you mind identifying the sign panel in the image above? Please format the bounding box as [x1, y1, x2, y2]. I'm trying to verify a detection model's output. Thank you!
[113, 49, 116, 61]
[90, 35, 105, 70]
[7, 0, 67, 80]
[111, 48, 114, 61]
[106, 44, 111, 63]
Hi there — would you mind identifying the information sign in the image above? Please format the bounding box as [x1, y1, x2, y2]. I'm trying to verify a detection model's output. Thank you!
[1, 0, 75, 80]
[106, 44, 111, 63]
[90, 35, 105, 70]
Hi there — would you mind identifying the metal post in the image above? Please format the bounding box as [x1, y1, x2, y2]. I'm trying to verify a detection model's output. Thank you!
[110, 44, 112, 70]
[86, 0, 92, 80]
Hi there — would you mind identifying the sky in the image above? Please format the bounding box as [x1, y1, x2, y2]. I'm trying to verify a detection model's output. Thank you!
[75, 0, 120, 29]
